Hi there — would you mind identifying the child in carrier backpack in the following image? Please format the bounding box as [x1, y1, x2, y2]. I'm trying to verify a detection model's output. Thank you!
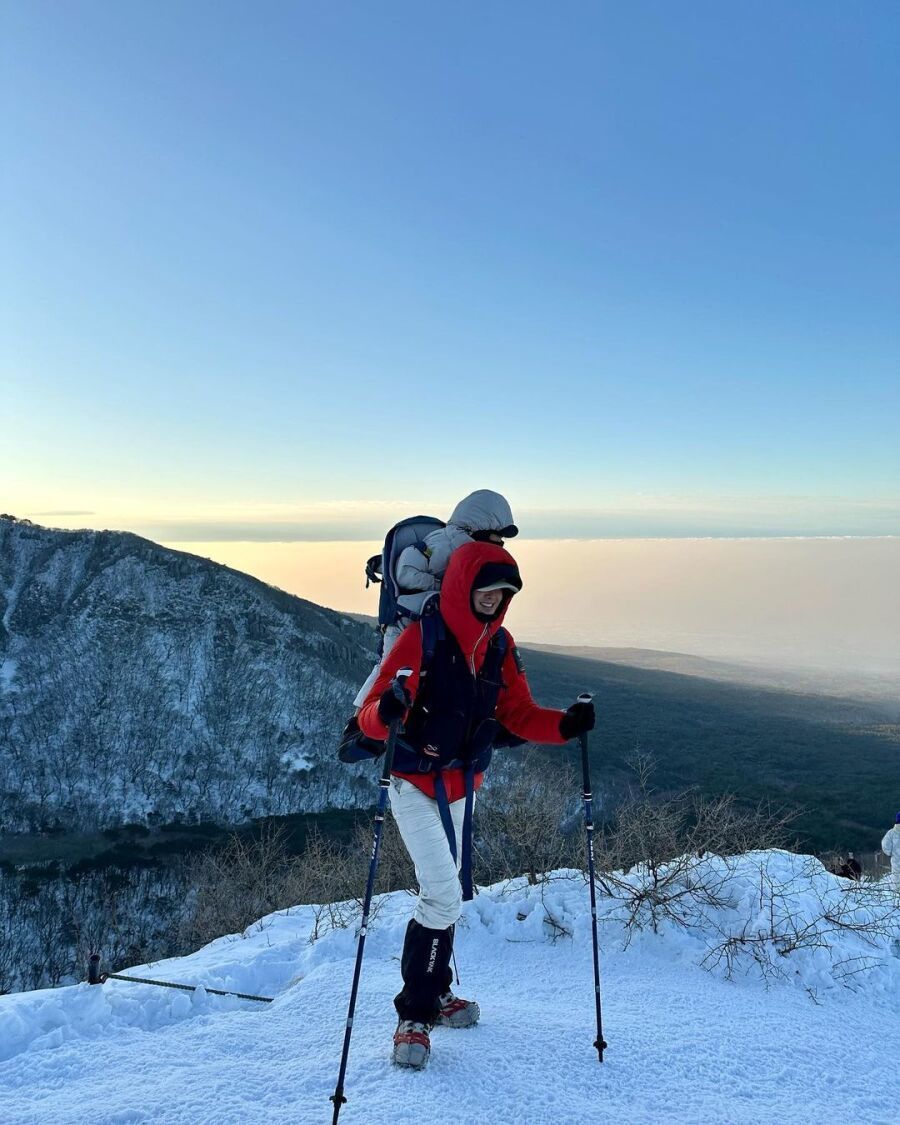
[351, 489, 518, 709]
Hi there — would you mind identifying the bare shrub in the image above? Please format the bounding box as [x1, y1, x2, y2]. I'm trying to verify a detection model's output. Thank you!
[179, 816, 415, 950]
[180, 827, 304, 948]
[287, 827, 367, 942]
[473, 748, 583, 887]
[596, 753, 796, 939]
[586, 755, 900, 990]
[699, 854, 900, 988]
[285, 827, 359, 904]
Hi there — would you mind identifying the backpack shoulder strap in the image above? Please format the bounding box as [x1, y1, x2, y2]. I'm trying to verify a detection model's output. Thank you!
[481, 626, 509, 680]
[419, 601, 446, 679]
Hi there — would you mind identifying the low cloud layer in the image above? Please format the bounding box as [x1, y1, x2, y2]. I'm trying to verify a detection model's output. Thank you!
[131, 497, 900, 542]
[159, 535, 900, 677]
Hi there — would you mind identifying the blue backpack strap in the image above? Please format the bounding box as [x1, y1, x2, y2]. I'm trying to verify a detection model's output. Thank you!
[491, 625, 509, 667]
[433, 767, 477, 902]
[418, 599, 444, 677]
[432, 770, 458, 865]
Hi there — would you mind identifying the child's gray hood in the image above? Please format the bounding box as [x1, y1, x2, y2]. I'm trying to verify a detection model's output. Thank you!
[448, 490, 516, 534]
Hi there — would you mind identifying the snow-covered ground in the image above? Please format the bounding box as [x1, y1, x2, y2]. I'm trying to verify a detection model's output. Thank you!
[1, 852, 898, 1124]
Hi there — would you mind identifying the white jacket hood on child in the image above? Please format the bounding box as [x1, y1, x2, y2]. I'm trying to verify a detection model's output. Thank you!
[447, 490, 517, 536]
[396, 490, 517, 592]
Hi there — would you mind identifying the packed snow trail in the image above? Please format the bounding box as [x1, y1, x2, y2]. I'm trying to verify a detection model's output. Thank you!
[1, 855, 899, 1124]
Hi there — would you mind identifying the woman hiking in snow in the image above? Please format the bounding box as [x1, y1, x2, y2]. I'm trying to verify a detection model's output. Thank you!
[356, 539, 595, 1069]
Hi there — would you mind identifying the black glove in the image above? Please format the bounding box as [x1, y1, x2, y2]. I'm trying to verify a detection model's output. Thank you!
[559, 699, 595, 740]
[377, 680, 412, 726]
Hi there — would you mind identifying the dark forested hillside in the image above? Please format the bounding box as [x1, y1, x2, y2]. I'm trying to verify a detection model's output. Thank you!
[0, 516, 377, 831]
[517, 647, 900, 854]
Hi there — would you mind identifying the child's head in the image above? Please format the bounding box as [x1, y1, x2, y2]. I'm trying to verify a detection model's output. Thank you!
[470, 529, 507, 545]
[449, 490, 518, 542]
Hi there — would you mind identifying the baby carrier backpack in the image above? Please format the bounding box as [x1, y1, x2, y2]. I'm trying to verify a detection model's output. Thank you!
[364, 514, 446, 653]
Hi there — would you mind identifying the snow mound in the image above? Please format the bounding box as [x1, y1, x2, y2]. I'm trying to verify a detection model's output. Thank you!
[1, 850, 899, 1124]
[602, 849, 900, 998]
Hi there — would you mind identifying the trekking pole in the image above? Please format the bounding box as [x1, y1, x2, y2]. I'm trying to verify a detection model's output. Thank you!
[330, 669, 412, 1124]
[576, 692, 607, 1062]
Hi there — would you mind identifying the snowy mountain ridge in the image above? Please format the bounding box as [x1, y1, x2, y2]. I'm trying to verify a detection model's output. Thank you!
[1, 849, 898, 1123]
[0, 516, 378, 831]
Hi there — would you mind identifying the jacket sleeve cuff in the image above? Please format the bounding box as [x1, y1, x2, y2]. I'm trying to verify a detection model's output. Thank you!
[358, 704, 389, 741]
[501, 706, 568, 745]
[535, 708, 568, 744]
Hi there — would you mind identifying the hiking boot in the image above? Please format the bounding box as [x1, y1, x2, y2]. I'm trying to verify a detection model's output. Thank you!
[392, 1020, 431, 1069]
[435, 991, 480, 1029]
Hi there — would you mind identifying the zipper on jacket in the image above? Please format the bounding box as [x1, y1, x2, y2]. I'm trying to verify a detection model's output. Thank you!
[470, 623, 490, 675]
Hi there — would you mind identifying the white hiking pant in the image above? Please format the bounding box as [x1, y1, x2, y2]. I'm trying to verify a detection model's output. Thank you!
[353, 624, 403, 709]
[388, 777, 469, 930]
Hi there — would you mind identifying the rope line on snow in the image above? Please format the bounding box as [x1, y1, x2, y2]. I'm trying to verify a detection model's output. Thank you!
[87, 954, 273, 1003]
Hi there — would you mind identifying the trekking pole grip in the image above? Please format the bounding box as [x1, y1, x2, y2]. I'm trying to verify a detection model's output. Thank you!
[577, 693, 593, 787]
[381, 668, 413, 776]
[390, 667, 414, 706]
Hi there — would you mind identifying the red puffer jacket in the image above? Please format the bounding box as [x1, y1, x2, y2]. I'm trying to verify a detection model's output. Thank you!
[358, 540, 567, 800]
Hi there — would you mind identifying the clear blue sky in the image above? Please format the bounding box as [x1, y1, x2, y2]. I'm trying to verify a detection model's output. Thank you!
[3, 0, 899, 536]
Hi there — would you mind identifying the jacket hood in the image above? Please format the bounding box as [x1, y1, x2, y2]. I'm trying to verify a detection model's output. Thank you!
[440, 540, 521, 664]
[448, 490, 517, 537]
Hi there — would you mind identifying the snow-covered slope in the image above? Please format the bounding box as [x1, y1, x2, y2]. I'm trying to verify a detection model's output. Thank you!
[2, 851, 898, 1124]
[0, 516, 378, 830]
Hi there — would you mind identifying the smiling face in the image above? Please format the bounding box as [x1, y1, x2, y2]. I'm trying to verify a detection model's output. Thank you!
[441, 541, 522, 647]
[472, 587, 505, 616]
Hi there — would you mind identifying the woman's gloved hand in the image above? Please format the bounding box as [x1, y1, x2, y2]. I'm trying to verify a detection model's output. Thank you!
[377, 680, 413, 726]
[559, 699, 596, 739]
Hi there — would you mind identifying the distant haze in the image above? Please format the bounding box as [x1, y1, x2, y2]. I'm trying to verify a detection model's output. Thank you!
[164, 536, 900, 678]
